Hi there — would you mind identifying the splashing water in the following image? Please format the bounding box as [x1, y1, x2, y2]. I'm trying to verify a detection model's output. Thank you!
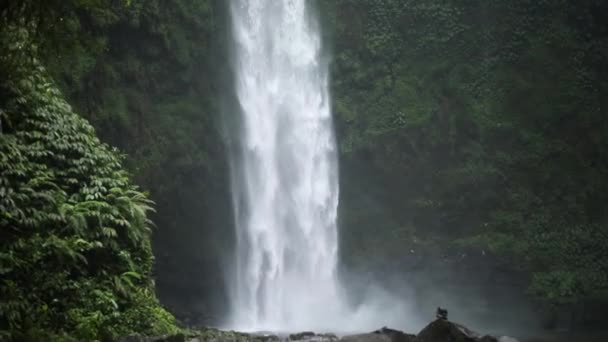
[227, 0, 415, 332]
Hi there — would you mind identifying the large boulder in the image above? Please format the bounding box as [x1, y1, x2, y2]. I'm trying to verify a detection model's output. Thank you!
[414, 320, 498, 342]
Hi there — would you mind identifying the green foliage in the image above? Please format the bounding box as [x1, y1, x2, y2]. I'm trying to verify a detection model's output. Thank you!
[4, 0, 607, 332]
[33, 0, 232, 319]
[0, 24, 177, 339]
[321, 0, 608, 304]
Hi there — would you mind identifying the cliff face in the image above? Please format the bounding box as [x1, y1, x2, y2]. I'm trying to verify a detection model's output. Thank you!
[6, 0, 608, 333]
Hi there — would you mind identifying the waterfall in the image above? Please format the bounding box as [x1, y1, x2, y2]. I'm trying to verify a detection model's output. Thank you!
[228, 0, 345, 332]
[227, 0, 417, 332]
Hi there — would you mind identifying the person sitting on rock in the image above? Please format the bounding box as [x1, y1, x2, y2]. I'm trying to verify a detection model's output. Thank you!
[436, 307, 448, 320]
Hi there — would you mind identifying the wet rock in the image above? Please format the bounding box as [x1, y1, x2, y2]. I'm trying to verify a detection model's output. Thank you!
[289, 332, 338, 341]
[478, 336, 499, 342]
[340, 327, 415, 342]
[497, 338, 519, 342]
[290, 331, 316, 340]
[373, 327, 416, 342]
[318, 333, 339, 341]
[249, 333, 280, 341]
[340, 332, 392, 342]
[414, 319, 498, 342]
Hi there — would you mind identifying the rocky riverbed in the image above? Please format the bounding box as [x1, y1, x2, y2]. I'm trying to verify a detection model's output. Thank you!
[117, 318, 519, 342]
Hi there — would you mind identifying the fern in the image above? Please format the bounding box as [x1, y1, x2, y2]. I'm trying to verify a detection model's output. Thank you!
[0, 23, 176, 340]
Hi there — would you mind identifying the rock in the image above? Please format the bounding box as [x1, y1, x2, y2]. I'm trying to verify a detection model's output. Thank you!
[373, 327, 416, 342]
[318, 333, 339, 341]
[414, 319, 476, 342]
[340, 327, 415, 342]
[249, 333, 280, 341]
[497, 337, 519, 342]
[290, 331, 316, 340]
[340, 333, 392, 342]
[414, 319, 497, 342]
[478, 336, 499, 342]
[289, 332, 338, 341]
[116, 319, 505, 342]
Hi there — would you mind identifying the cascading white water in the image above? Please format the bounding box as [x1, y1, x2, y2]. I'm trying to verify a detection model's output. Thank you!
[228, 0, 345, 332]
[227, 0, 419, 333]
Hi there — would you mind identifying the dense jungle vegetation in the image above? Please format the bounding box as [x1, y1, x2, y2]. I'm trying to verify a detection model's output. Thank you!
[1, 0, 607, 339]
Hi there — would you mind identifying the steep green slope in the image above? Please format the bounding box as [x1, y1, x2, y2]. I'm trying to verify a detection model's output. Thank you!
[0, 26, 177, 340]
[34, 0, 232, 322]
